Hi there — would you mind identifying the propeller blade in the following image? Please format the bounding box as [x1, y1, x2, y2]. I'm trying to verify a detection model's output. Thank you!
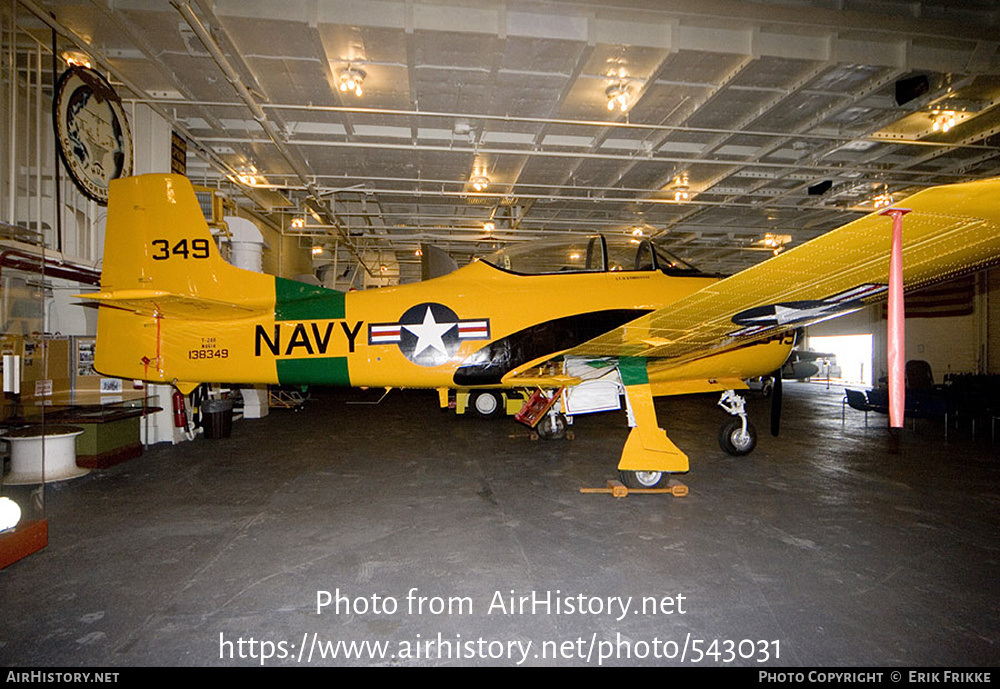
[880, 207, 910, 428]
[770, 371, 783, 437]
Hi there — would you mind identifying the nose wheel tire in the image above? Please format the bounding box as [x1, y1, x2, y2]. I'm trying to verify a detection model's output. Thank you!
[719, 418, 757, 456]
[536, 412, 567, 440]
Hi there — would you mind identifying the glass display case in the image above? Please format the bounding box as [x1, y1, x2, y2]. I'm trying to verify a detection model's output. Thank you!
[0, 268, 50, 568]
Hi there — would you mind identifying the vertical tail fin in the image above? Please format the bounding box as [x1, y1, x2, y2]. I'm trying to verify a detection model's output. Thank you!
[89, 174, 275, 389]
[100, 174, 269, 308]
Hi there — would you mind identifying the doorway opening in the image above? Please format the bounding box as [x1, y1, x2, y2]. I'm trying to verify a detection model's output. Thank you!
[806, 334, 873, 387]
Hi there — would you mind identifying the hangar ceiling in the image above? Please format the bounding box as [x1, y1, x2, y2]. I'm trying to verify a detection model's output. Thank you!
[13, 0, 1000, 279]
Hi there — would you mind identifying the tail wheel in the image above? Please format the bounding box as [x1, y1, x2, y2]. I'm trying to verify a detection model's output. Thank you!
[619, 470, 668, 489]
[536, 412, 567, 440]
[471, 390, 503, 418]
[719, 418, 757, 456]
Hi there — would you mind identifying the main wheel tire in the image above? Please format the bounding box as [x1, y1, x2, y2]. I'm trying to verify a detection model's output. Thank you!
[536, 412, 567, 440]
[471, 390, 503, 418]
[619, 470, 669, 489]
[718, 418, 757, 456]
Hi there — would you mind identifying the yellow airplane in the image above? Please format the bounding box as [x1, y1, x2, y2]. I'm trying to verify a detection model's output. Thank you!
[84, 174, 1000, 488]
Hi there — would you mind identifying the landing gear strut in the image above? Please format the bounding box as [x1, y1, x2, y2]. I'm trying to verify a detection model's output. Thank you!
[717, 390, 757, 456]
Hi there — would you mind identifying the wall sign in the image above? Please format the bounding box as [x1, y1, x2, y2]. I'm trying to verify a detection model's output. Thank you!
[53, 66, 133, 205]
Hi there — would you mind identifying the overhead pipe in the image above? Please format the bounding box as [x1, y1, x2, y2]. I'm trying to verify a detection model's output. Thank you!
[171, 1, 373, 276]
[127, 98, 1000, 154]
[191, 134, 984, 182]
[0, 248, 102, 286]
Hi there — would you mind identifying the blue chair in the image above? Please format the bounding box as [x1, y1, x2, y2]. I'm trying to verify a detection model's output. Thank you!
[842, 389, 872, 426]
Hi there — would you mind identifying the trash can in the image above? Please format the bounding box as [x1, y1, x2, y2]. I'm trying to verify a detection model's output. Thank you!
[201, 399, 234, 439]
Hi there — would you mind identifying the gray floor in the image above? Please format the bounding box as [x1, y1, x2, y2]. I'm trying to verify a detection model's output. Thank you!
[1, 383, 997, 667]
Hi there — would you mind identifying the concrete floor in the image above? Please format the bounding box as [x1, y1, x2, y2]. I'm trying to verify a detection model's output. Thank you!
[1, 383, 997, 667]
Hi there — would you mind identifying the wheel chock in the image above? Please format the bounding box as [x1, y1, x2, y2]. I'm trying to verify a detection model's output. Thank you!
[580, 479, 688, 498]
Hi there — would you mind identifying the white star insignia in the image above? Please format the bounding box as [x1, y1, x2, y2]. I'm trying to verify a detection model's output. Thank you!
[741, 303, 843, 326]
[403, 307, 456, 357]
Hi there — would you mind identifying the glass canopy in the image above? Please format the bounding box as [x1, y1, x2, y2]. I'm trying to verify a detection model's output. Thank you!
[480, 235, 708, 277]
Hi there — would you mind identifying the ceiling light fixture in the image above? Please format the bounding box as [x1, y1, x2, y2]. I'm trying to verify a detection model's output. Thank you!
[471, 175, 490, 192]
[605, 82, 631, 112]
[762, 233, 790, 256]
[291, 217, 305, 229]
[671, 174, 691, 203]
[930, 109, 958, 133]
[483, 220, 495, 233]
[338, 66, 366, 97]
[236, 164, 261, 186]
[872, 192, 893, 209]
[871, 185, 893, 209]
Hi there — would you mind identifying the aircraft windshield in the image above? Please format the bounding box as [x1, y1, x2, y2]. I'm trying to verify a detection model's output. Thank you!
[480, 235, 704, 276]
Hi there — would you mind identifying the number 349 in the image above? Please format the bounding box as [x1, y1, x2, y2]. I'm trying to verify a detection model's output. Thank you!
[151, 238, 210, 260]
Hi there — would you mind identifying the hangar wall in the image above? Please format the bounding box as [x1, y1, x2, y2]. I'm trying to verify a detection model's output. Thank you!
[810, 268, 1000, 383]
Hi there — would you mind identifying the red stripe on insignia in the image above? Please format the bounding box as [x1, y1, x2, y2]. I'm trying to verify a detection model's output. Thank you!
[458, 322, 489, 338]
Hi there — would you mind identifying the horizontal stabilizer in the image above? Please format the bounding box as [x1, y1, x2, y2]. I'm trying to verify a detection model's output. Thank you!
[79, 290, 267, 321]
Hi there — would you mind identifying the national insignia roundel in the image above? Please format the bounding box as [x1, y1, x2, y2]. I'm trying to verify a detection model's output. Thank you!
[368, 303, 490, 367]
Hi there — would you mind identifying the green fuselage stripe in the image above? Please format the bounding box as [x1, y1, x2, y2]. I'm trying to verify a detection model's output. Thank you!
[272, 278, 350, 385]
[274, 277, 346, 321]
[276, 357, 351, 386]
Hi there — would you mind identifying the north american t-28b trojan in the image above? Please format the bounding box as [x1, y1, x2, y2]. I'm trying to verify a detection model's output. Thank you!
[86, 174, 1000, 487]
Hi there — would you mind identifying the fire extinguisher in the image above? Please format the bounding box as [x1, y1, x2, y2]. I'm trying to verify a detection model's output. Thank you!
[173, 390, 188, 428]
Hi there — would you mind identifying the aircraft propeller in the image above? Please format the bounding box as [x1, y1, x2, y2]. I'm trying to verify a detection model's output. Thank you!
[880, 207, 909, 429]
[769, 369, 782, 437]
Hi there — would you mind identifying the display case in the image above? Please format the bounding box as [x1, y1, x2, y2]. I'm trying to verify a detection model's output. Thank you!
[0, 267, 48, 569]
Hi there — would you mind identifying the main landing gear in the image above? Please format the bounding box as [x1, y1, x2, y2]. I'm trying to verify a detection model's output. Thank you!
[717, 390, 757, 456]
[619, 468, 671, 490]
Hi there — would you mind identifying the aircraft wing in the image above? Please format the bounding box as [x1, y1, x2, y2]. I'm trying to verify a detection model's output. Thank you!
[507, 177, 1000, 380]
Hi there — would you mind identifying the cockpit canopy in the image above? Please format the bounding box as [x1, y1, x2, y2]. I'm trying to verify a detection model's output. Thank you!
[480, 235, 710, 277]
